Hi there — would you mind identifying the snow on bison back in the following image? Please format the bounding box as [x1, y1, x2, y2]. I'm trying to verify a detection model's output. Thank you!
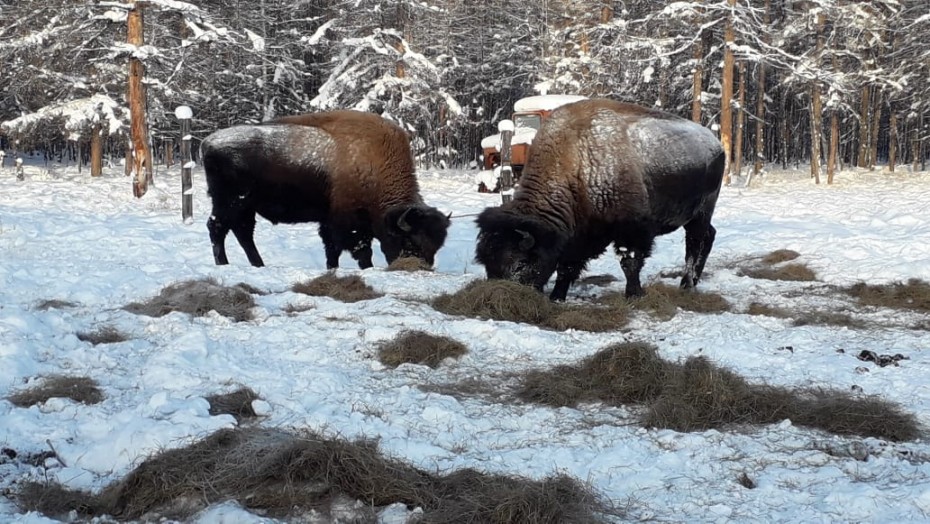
[200, 110, 450, 270]
[475, 98, 725, 300]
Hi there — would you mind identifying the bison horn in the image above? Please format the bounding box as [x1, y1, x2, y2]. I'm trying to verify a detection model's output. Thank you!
[516, 229, 535, 251]
[397, 207, 414, 232]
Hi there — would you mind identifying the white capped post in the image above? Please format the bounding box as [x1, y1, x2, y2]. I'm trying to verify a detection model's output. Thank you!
[175, 106, 194, 223]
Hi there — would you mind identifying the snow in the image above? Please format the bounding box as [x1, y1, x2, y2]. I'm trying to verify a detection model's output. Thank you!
[2, 159, 930, 523]
[0, 94, 124, 141]
[512, 94, 587, 113]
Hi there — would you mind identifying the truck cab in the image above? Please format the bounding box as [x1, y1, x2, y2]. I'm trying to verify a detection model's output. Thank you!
[476, 94, 587, 193]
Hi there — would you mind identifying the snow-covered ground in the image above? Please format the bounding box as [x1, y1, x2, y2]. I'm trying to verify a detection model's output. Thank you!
[2, 158, 930, 523]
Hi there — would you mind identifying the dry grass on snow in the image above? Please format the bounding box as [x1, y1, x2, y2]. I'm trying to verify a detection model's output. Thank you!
[376, 330, 468, 369]
[736, 249, 818, 282]
[205, 387, 261, 423]
[846, 279, 930, 313]
[292, 272, 383, 303]
[7, 376, 104, 407]
[386, 256, 433, 272]
[123, 278, 256, 322]
[76, 326, 130, 345]
[34, 299, 79, 311]
[745, 302, 862, 329]
[17, 427, 617, 523]
[514, 342, 918, 441]
[432, 280, 732, 331]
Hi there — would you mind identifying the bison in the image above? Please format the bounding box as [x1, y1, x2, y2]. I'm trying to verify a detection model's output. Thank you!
[475, 98, 725, 300]
[201, 110, 450, 269]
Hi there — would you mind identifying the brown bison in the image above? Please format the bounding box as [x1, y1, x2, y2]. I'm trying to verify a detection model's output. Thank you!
[201, 110, 450, 269]
[475, 98, 725, 300]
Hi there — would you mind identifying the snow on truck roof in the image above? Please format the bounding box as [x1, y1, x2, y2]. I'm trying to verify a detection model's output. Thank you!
[513, 94, 587, 113]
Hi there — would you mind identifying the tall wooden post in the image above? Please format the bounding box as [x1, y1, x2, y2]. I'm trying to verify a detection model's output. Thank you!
[90, 123, 103, 177]
[720, 0, 736, 185]
[129, 1, 153, 197]
[176, 106, 194, 223]
[497, 119, 515, 205]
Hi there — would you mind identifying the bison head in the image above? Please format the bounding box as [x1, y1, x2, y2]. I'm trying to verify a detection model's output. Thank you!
[382, 204, 451, 266]
[474, 207, 566, 291]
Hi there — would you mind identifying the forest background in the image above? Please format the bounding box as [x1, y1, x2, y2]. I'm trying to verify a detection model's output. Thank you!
[0, 0, 928, 184]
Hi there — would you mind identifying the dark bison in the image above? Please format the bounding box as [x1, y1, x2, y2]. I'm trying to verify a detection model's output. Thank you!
[475, 98, 725, 300]
[201, 110, 450, 269]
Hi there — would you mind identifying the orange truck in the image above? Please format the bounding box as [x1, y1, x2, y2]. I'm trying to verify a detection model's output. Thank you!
[476, 94, 587, 192]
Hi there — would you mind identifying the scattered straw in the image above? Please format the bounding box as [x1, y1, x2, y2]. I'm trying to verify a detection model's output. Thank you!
[292, 273, 383, 303]
[123, 278, 255, 322]
[205, 387, 260, 422]
[76, 326, 130, 345]
[387, 257, 433, 272]
[7, 376, 103, 407]
[513, 342, 918, 441]
[432, 280, 629, 332]
[433, 280, 554, 325]
[846, 279, 930, 313]
[760, 249, 801, 265]
[35, 299, 78, 311]
[517, 342, 670, 407]
[18, 427, 617, 523]
[599, 283, 730, 321]
[739, 263, 818, 282]
[376, 330, 468, 369]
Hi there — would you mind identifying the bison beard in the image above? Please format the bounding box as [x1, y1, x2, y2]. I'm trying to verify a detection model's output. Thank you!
[201, 110, 449, 269]
[475, 98, 725, 301]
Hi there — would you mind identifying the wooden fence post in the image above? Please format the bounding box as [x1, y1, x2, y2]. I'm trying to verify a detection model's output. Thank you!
[176, 106, 193, 223]
[15, 157, 24, 181]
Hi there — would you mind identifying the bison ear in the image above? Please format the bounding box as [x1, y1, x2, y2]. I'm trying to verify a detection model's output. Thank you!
[515, 229, 535, 251]
[396, 207, 415, 232]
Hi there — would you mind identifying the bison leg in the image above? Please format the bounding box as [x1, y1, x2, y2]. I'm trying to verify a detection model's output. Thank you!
[350, 237, 374, 270]
[207, 215, 231, 265]
[550, 263, 584, 301]
[318, 222, 342, 269]
[617, 248, 647, 298]
[681, 218, 716, 290]
[230, 213, 264, 267]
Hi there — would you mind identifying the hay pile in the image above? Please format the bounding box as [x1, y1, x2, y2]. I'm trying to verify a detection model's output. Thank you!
[123, 278, 256, 322]
[76, 326, 130, 345]
[432, 280, 629, 332]
[515, 342, 919, 441]
[17, 427, 617, 523]
[386, 257, 433, 272]
[846, 279, 930, 313]
[376, 330, 468, 369]
[600, 283, 731, 321]
[7, 376, 104, 407]
[737, 249, 817, 282]
[292, 273, 383, 303]
[205, 387, 261, 422]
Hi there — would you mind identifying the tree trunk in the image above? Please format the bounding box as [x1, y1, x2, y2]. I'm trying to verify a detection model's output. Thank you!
[809, 11, 825, 184]
[733, 61, 746, 180]
[857, 86, 871, 168]
[164, 138, 174, 168]
[913, 114, 922, 172]
[691, 17, 704, 123]
[128, 2, 152, 198]
[888, 110, 897, 173]
[90, 124, 103, 177]
[720, 0, 736, 185]
[868, 93, 882, 170]
[779, 87, 789, 169]
[828, 112, 839, 184]
[751, 0, 770, 181]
